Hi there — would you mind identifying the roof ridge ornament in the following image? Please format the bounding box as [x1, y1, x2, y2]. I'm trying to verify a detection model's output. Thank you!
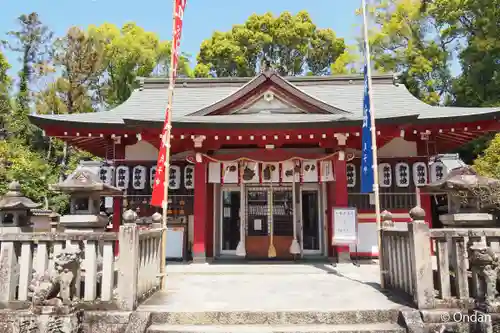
[138, 77, 145, 91]
[392, 73, 401, 86]
[260, 57, 274, 76]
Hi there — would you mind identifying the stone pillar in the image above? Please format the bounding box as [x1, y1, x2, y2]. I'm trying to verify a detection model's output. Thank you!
[380, 210, 393, 287]
[193, 160, 207, 262]
[408, 206, 435, 309]
[116, 209, 139, 310]
[333, 140, 350, 262]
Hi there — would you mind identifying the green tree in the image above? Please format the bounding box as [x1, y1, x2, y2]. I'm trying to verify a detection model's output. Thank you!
[195, 11, 346, 77]
[89, 22, 190, 107]
[430, 0, 500, 107]
[364, 0, 454, 105]
[330, 46, 361, 75]
[0, 51, 11, 130]
[3, 12, 53, 140]
[51, 26, 103, 114]
[473, 134, 500, 178]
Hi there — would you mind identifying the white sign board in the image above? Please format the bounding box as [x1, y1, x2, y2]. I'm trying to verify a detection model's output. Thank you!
[254, 219, 262, 231]
[332, 207, 358, 245]
[165, 227, 184, 259]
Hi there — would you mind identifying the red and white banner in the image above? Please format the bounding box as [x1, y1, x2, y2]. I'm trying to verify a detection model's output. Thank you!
[151, 0, 188, 207]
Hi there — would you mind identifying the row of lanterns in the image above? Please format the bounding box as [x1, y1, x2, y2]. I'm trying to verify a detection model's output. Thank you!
[346, 161, 447, 188]
[98, 160, 447, 190]
[99, 165, 194, 191]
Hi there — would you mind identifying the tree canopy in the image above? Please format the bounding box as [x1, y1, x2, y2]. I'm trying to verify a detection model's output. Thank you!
[194, 11, 346, 77]
[1, 4, 500, 211]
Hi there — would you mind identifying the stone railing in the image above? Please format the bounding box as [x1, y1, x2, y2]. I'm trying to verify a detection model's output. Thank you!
[380, 208, 434, 309]
[0, 210, 164, 312]
[381, 207, 500, 313]
[430, 228, 500, 308]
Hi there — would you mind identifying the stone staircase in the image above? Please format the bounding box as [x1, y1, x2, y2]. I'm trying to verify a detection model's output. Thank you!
[145, 309, 407, 333]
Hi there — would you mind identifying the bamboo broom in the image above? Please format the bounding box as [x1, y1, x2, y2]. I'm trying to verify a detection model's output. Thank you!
[290, 164, 301, 255]
[268, 180, 276, 258]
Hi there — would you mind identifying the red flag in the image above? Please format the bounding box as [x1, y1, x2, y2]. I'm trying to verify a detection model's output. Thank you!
[151, 0, 187, 207]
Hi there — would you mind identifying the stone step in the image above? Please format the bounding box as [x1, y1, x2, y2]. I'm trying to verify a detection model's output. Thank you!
[147, 323, 405, 333]
[149, 310, 401, 326]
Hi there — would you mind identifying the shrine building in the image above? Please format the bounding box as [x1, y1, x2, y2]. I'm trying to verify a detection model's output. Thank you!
[29, 70, 500, 262]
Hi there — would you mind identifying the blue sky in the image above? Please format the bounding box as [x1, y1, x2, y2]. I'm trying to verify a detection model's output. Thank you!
[0, 0, 362, 73]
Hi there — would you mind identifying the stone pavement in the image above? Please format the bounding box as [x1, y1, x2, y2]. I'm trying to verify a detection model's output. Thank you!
[138, 262, 408, 312]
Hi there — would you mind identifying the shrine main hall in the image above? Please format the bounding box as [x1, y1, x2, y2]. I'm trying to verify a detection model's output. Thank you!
[29, 70, 500, 261]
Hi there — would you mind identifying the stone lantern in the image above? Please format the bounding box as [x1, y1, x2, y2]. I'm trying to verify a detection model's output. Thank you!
[49, 166, 122, 233]
[423, 166, 499, 228]
[0, 180, 41, 233]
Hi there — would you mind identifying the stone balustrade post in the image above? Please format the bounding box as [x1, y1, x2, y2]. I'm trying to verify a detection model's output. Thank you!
[116, 209, 140, 310]
[151, 212, 162, 229]
[381, 210, 394, 230]
[0, 242, 18, 303]
[380, 210, 393, 288]
[408, 206, 435, 309]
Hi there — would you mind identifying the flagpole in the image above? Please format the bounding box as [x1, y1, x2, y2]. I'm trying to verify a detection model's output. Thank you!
[361, 0, 384, 289]
[159, 0, 178, 291]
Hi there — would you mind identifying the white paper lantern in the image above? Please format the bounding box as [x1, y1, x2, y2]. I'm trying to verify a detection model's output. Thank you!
[115, 166, 130, 190]
[99, 166, 114, 186]
[346, 163, 356, 188]
[378, 163, 392, 188]
[395, 162, 410, 188]
[150, 166, 157, 188]
[184, 165, 194, 189]
[412, 162, 428, 187]
[132, 166, 147, 190]
[430, 161, 447, 183]
[169, 165, 181, 189]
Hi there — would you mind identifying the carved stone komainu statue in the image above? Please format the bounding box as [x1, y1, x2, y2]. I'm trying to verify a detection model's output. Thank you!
[28, 246, 83, 309]
[468, 242, 500, 306]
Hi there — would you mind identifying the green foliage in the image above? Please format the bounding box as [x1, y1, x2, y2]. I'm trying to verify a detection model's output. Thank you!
[49, 27, 104, 114]
[89, 22, 191, 106]
[330, 46, 361, 75]
[0, 139, 57, 206]
[3, 12, 53, 136]
[364, 0, 453, 105]
[0, 51, 11, 128]
[474, 134, 500, 178]
[431, 0, 500, 107]
[1, 6, 500, 211]
[196, 11, 346, 77]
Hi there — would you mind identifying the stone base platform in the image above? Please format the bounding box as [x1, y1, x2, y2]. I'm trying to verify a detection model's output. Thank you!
[147, 322, 405, 333]
[139, 263, 407, 312]
[138, 263, 410, 333]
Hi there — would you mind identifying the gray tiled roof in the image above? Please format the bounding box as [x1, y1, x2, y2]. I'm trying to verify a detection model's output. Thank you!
[29, 73, 500, 127]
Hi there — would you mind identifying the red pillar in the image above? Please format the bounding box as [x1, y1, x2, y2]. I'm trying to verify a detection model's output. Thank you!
[205, 183, 214, 258]
[193, 161, 207, 261]
[333, 152, 350, 258]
